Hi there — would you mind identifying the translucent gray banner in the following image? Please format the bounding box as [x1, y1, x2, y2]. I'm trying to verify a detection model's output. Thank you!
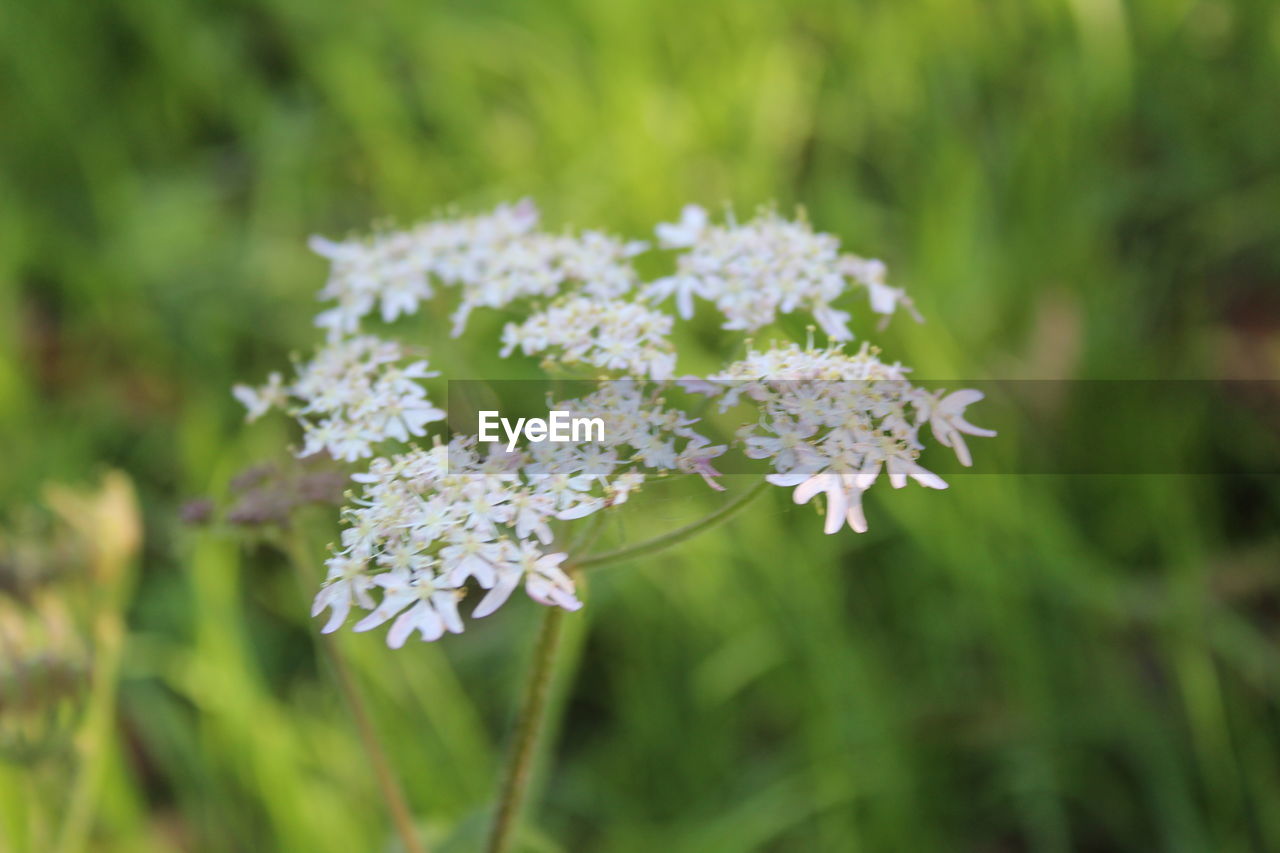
[444, 380, 1280, 476]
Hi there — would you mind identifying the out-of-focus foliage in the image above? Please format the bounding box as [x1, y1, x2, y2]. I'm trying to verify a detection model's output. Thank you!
[1, 0, 1278, 850]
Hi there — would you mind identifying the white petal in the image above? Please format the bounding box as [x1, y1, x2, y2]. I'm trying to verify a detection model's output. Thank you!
[556, 498, 604, 520]
[405, 603, 446, 643]
[867, 281, 898, 315]
[432, 592, 465, 634]
[353, 590, 414, 633]
[676, 286, 696, 320]
[526, 576, 582, 611]
[844, 489, 868, 533]
[308, 235, 357, 260]
[385, 612, 416, 649]
[823, 485, 850, 535]
[314, 588, 350, 634]
[472, 572, 521, 619]
[941, 389, 985, 410]
[793, 473, 833, 505]
[909, 463, 948, 490]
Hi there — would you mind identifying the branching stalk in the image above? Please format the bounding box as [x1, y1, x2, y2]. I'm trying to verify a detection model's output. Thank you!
[573, 479, 769, 572]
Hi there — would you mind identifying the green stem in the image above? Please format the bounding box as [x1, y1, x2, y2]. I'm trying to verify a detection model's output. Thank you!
[573, 479, 769, 572]
[281, 527, 426, 853]
[485, 480, 768, 851]
[486, 602, 569, 853]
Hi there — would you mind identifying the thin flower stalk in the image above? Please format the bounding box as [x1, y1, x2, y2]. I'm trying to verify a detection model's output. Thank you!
[280, 527, 426, 853]
[573, 479, 770, 571]
[485, 601, 570, 853]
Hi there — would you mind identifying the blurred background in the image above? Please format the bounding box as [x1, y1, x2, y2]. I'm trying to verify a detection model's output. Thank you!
[2, 0, 1279, 850]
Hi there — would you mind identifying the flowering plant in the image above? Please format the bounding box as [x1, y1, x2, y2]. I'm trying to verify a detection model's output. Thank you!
[233, 199, 995, 851]
[235, 201, 995, 647]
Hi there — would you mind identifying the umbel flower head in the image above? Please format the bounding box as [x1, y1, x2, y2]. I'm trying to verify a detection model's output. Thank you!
[234, 200, 994, 646]
[701, 341, 995, 534]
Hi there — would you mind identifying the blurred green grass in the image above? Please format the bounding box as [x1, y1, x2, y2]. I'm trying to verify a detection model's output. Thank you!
[1, 0, 1279, 850]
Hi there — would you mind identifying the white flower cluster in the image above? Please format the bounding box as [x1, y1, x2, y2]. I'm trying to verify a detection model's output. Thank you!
[645, 205, 920, 340]
[447, 228, 647, 337]
[311, 382, 724, 645]
[308, 199, 647, 339]
[233, 336, 445, 463]
[702, 341, 995, 534]
[310, 199, 539, 338]
[235, 199, 992, 646]
[500, 297, 676, 379]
